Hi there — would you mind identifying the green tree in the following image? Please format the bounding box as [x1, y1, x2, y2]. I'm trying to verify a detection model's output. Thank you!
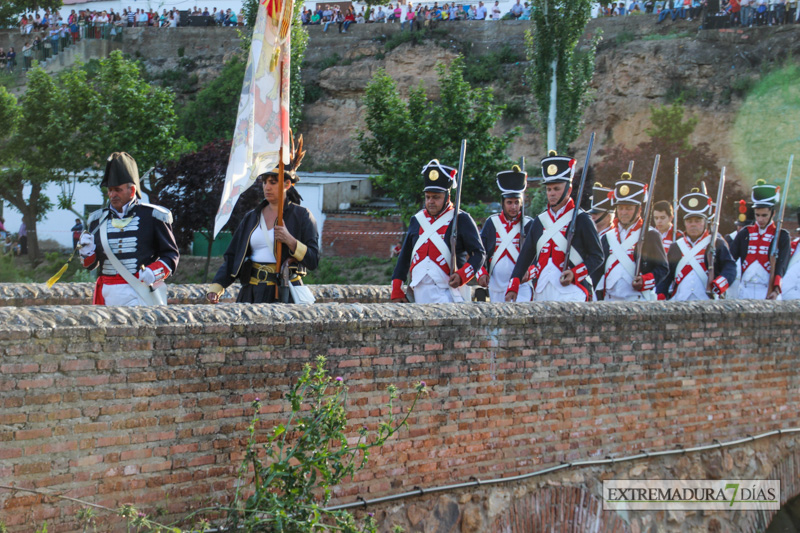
[0, 69, 76, 262]
[525, 0, 598, 153]
[179, 56, 247, 146]
[83, 50, 190, 200]
[0, 0, 61, 27]
[357, 57, 519, 222]
[645, 101, 699, 150]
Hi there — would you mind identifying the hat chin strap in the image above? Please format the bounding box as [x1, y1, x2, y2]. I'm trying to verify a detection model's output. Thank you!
[550, 184, 572, 209]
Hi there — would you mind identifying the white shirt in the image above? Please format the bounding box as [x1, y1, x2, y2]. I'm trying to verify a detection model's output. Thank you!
[249, 225, 277, 263]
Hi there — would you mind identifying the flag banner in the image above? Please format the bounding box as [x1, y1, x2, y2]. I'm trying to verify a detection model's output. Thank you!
[214, 0, 292, 238]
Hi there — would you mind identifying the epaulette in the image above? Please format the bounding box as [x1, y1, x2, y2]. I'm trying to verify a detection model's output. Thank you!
[141, 203, 173, 224]
[87, 208, 105, 225]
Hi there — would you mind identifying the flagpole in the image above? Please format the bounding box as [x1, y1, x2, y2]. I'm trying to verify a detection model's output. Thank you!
[275, 150, 285, 299]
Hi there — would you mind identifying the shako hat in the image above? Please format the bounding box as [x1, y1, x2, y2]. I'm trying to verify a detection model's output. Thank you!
[540, 151, 576, 184]
[612, 172, 647, 206]
[589, 182, 614, 214]
[101, 152, 141, 198]
[496, 166, 527, 198]
[257, 133, 306, 184]
[679, 188, 713, 220]
[751, 179, 780, 208]
[422, 159, 457, 193]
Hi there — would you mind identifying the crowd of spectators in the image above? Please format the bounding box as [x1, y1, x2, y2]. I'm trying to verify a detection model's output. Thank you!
[303, 0, 532, 30]
[594, 0, 799, 25]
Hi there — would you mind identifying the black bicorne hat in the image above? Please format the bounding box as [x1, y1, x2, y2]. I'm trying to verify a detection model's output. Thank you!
[422, 159, 457, 193]
[540, 151, 576, 184]
[101, 152, 141, 198]
[496, 166, 527, 198]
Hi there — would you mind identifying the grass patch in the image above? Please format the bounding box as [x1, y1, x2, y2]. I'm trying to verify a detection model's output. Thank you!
[304, 256, 397, 285]
[316, 53, 341, 70]
[642, 32, 692, 41]
[463, 45, 524, 85]
[615, 30, 636, 45]
[304, 82, 323, 104]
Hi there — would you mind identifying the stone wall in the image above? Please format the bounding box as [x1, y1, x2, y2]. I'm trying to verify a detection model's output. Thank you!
[1, 300, 800, 531]
[0, 283, 391, 307]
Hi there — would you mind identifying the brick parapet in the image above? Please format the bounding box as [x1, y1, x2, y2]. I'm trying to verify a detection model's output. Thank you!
[1, 300, 799, 531]
[0, 283, 391, 306]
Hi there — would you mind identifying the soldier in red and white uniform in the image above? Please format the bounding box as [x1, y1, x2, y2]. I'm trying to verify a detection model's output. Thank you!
[595, 172, 668, 301]
[656, 188, 736, 301]
[477, 167, 535, 302]
[652, 200, 684, 256]
[589, 182, 615, 239]
[391, 160, 485, 304]
[505, 151, 603, 303]
[730, 180, 791, 300]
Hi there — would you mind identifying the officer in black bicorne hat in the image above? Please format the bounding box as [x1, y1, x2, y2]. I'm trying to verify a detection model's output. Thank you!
[506, 151, 603, 302]
[391, 159, 485, 304]
[476, 166, 535, 302]
[656, 188, 736, 301]
[730, 179, 791, 300]
[595, 172, 668, 301]
[80, 152, 180, 306]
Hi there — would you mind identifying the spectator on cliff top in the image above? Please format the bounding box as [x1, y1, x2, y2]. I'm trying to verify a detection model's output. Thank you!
[490, 0, 502, 19]
[126, 9, 135, 26]
[474, 1, 487, 19]
[339, 7, 354, 31]
[374, 6, 387, 22]
[510, 0, 524, 18]
[401, 4, 415, 30]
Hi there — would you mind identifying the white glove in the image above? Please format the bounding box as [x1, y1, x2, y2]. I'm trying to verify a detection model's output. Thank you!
[138, 267, 156, 286]
[78, 233, 95, 257]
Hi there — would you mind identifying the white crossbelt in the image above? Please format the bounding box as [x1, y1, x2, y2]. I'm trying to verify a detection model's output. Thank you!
[536, 210, 584, 269]
[411, 210, 454, 269]
[606, 227, 640, 279]
[489, 215, 522, 273]
[788, 244, 800, 271]
[676, 235, 711, 287]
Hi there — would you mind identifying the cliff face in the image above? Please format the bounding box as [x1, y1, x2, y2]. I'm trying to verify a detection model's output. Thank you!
[294, 16, 800, 180]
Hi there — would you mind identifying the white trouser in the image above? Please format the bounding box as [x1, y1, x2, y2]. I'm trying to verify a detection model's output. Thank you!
[490, 283, 531, 303]
[101, 283, 151, 306]
[533, 261, 589, 302]
[410, 275, 460, 304]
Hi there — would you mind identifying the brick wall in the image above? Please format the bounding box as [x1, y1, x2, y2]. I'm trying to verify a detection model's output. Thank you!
[321, 213, 404, 258]
[1, 301, 800, 531]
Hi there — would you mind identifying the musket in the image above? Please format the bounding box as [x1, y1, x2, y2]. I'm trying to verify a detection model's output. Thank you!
[519, 156, 526, 242]
[634, 154, 660, 277]
[705, 167, 726, 298]
[767, 154, 794, 295]
[673, 158, 679, 242]
[450, 139, 467, 276]
[562, 132, 596, 273]
[627, 160, 634, 174]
